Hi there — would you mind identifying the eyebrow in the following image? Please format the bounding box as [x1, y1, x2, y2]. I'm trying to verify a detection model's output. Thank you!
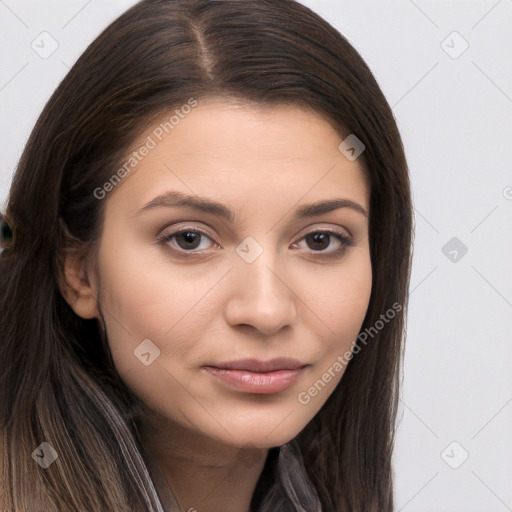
[134, 190, 368, 221]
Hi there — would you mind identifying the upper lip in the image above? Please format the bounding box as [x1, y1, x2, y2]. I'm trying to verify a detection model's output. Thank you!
[206, 357, 307, 373]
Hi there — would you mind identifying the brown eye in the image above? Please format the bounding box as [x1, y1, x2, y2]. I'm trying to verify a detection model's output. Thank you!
[294, 230, 352, 256]
[174, 231, 203, 250]
[157, 228, 216, 254]
[305, 232, 331, 251]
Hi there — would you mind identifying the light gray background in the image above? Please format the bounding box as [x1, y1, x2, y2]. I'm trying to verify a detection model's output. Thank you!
[1, 1, 511, 510]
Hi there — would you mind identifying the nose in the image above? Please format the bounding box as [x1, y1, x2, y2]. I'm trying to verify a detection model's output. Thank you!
[224, 247, 298, 336]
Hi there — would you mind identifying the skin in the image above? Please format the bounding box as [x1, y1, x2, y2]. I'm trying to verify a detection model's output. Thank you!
[61, 97, 372, 512]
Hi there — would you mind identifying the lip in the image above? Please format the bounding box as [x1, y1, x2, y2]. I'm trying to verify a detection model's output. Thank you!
[208, 357, 307, 373]
[203, 358, 309, 394]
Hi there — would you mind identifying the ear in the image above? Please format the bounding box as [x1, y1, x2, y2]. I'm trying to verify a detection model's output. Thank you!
[58, 250, 100, 320]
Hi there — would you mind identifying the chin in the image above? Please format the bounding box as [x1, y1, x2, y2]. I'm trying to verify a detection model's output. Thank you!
[211, 416, 309, 450]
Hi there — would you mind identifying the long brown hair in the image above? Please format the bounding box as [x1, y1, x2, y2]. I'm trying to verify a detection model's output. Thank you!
[0, 0, 413, 510]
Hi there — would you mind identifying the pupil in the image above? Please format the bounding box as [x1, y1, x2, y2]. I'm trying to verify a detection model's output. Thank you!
[178, 232, 200, 249]
[309, 233, 329, 251]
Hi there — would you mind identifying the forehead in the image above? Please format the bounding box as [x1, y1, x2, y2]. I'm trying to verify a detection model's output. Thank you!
[104, 98, 369, 216]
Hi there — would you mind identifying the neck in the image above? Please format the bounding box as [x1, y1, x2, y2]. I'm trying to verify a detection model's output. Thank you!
[137, 414, 270, 512]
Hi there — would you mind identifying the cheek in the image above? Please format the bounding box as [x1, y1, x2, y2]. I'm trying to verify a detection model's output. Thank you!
[314, 252, 372, 342]
[95, 240, 229, 391]
[96, 264, 209, 423]
[307, 253, 372, 386]
[294, 256, 372, 415]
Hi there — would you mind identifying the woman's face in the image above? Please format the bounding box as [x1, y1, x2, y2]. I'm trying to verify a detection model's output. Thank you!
[87, 98, 372, 448]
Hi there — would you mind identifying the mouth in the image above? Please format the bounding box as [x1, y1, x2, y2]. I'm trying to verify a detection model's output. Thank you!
[202, 358, 310, 394]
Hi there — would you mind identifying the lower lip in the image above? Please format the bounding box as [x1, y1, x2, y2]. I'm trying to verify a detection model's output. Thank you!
[203, 367, 306, 394]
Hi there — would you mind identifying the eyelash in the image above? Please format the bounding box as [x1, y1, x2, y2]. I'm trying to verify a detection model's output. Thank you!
[156, 227, 353, 258]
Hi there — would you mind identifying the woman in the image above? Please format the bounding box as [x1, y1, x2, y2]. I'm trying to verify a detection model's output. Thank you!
[0, 0, 413, 510]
